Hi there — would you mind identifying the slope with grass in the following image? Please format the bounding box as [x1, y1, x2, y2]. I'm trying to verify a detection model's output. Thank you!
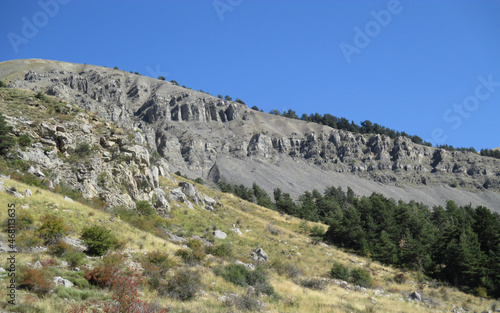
[0, 174, 497, 313]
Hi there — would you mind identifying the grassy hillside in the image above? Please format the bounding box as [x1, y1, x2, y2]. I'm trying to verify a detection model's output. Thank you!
[0, 176, 496, 312]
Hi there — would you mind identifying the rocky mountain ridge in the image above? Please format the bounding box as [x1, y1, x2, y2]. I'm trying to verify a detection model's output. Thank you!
[1, 59, 499, 210]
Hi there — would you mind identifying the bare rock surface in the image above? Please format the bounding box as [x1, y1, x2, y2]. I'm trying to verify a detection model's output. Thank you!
[1, 59, 500, 211]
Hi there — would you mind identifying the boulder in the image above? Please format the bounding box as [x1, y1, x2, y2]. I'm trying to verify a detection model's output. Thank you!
[152, 188, 170, 211]
[53, 276, 74, 287]
[252, 248, 268, 262]
[179, 181, 197, 198]
[213, 230, 227, 239]
[204, 196, 216, 206]
[6, 188, 24, 198]
[168, 187, 186, 202]
[409, 291, 422, 301]
[25, 189, 32, 197]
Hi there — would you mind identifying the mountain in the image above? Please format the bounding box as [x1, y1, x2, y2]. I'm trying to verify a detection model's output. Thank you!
[1, 59, 500, 212]
[0, 60, 498, 312]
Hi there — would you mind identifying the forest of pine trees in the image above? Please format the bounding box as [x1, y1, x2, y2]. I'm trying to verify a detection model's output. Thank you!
[219, 181, 500, 298]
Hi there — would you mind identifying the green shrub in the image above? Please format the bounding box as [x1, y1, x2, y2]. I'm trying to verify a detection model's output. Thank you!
[80, 225, 118, 256]
[75, 142, 91, 156]
[16, 230, 44, 250]
[299, 277, 328, 290]
[161, 268, 202, 301]
[271, 259, 302, 279]
[350, 268, 372, 288]
[65, 251, 86, 267]
[194, 177, 204, 184]
[136, 200, 155, 216]
[49, 240, 72, 257]
[394, 272, 406, 284]
[206, 243, 233, 258]
[330, 263, 350, 281]
[18, 133, 32, 147]
[143, 251, 176, 275]
[0, 80, 7, 88]
[37, 214, 69, 245]
[0, 112, 15, 155]
[35, 91, 46, 100]
[214, 264, 274, 295]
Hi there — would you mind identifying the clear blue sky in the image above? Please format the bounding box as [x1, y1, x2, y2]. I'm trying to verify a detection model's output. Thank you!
[1, 0, 499, 150]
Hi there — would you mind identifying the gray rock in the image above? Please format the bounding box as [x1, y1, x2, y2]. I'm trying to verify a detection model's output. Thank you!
[25, 189, 32, 197]
[235, 260, 255, 270]
[168, 187, 186, 202]
[179, 181, 197, 198]
[53, 276, 74, 287]
[252, 248, 268, 262]
[204, 196, 216, 206]
[64, 196, 74, 202]
[213, 230, 227, 239]
[230, 228, 242, 235]
[6, 188, 24, 198]
[409, 291, 422, 301]
[33, 261, 42, 269]
[152, 188, 170, 212]
[61, 237, 86, 251]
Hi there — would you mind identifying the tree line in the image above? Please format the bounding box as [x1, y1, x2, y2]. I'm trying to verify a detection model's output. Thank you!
[218, 180, 500, 298]
[480, 149, 500, 160]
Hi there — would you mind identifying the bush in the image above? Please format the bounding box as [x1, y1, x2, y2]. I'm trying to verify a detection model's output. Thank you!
[75, 142, 91, 156]
[235, 98, 245, 104]
[35, 91, 46, 100]
[16, 230, 44, 250]
[170, 80, 179, 86]
[84, 263, 120, 288]
[142, 251, 176, 275]
[394, 272, 406, 284]
[49, 240, 72, 257]
[0, 112, 15, 155]
[80, 225, 118, 256]
[350, 268, 372, 288]
[330, 263, 350, 281]
[161, 268, 202, 301]
[18, 268, 53, 297]
[205, 243, 233, 258]
[37, 214, 69, 245]
[271, 259, 302, 279]
[18, 133, 32, 147]
[136, 200, 155, 216]
[299, 277, 328, 290]
[65, 251, 86, 267]
[214, 264, 274, 295]
[194, 177, 204, 184]
[0, 80, 7, 88]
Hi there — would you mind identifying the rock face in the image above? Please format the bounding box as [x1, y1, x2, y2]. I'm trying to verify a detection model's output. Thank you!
[1, 59, 500, 210]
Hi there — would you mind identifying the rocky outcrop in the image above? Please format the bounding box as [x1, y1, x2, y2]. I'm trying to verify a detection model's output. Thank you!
[2, 59, 500, 210]
[2, 98, 169, 210]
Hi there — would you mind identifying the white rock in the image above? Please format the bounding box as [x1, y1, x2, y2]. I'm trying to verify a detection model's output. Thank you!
[213, 230, 227, 239]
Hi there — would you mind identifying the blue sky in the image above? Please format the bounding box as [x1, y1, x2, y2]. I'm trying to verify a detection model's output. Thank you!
[1, 0, 499, 150]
